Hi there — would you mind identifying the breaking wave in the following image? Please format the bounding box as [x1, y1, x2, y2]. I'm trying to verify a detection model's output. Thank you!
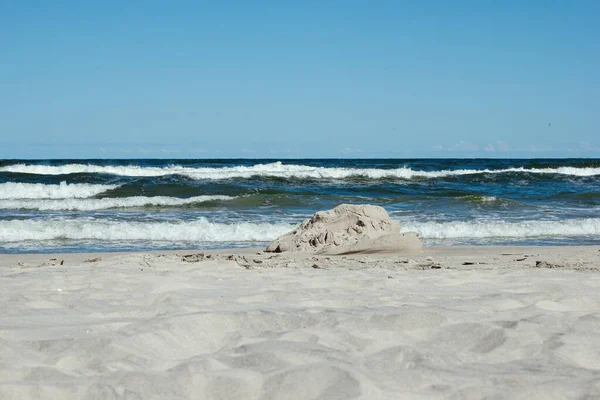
[2, 162, 600, 180]
[0, 218, 293, 242]
[403, 218, 600, 239]
[0, 182, 119, 199]
[0, 195, 234, 211]
[1, 217, 598, 244]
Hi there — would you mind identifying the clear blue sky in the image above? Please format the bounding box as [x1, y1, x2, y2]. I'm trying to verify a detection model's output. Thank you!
[1, 0, 599, 158]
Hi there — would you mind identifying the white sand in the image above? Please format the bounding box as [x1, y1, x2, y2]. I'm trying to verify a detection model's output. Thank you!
[1, 246, 600, 399]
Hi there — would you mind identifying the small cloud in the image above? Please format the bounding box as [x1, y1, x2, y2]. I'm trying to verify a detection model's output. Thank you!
[484, 141, 509, 152]
[495, 141, 509, 152]
[529, 145, 552, 153]
[447, 140, 479, 152]
[431, 145, 444, 151]
[161, 148, 181, 154]
[341, 148, 365, 154]
[580, 141, 600, 151]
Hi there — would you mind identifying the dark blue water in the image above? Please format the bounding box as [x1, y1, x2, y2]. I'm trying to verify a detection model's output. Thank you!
[1, 159, 599, 253]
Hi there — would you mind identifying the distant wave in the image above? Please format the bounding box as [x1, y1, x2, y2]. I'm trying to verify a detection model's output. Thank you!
[0, 218, 293, 242]
[2, 162, 599, 179]
[0, 195, 234, 211]
[403, 218, 600, 239]
[0, 182, 118, 199]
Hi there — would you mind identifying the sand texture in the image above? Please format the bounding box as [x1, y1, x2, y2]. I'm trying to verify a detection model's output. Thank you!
[1, 246, 600, 399]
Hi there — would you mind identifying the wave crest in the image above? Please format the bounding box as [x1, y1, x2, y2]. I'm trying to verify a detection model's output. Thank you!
[0, 195, 234, 211]
[0, 218, 293, 242]
[403, 218, 600, 239]
[0, 182, 118, 199]
[2, 162, 599, 180]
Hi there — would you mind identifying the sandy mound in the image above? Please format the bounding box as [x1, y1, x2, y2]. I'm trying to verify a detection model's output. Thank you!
[265, 204, 422, 254]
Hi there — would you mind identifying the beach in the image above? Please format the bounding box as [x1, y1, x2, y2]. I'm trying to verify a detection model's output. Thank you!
[1, 158, 599, 398]
[3, 0, 600, 397]
[2, 245, 599, 399]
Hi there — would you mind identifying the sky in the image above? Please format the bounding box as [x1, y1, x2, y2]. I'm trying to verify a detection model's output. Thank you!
[1, 0, 599, 159]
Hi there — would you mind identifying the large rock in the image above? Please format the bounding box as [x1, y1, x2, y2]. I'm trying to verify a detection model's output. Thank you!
[265, 204, 422, 255]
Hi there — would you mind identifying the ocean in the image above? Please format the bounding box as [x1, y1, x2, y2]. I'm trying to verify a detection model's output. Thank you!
[0, 158, 599, 253]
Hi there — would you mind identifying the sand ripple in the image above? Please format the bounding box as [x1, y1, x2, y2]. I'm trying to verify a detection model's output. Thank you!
[1, 248, 600, 399]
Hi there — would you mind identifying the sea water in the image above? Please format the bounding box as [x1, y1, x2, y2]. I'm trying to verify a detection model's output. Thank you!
[0, 158, 599, 253]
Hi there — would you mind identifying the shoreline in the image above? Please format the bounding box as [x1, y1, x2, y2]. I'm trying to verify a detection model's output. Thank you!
[2, 244, 599, 271]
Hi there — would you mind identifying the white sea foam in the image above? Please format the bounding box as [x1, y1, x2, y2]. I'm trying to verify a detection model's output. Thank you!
[0, 182, 119, 199]
[2, 162, 599, 179]
[1, 217, 598, 243]
[459, 195, 499, 203]
[0, 195, 234, 211]
[403, 218, 600, 239]
[0, 218, 293, 242]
